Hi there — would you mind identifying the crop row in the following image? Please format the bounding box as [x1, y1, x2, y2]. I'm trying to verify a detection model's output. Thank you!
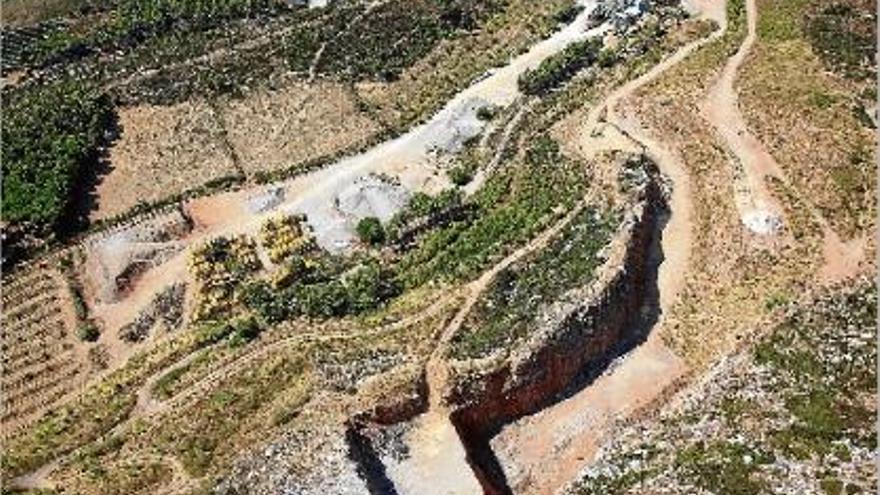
[2, 304, 64, 340]
[2, 320, 69, 366]
[1, 272, 55, 304]
[2, 363, 81, 429]
[2, 382, 73, 432]
[3, 338, 72, 375]
[2, 291, 60, 324]
[3, 349, 76, 394]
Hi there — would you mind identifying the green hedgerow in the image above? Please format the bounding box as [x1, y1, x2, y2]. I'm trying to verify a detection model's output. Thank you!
[2, 81, 114, 229]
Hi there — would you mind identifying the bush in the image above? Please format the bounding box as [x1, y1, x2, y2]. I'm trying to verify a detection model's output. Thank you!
[805, 3, 875, 80]
[356, 217, 386, 245]
[316, 0, 502, 80]
[597, 47, 618, 68]
[553, 3, 584, 24]
[345, 262, 400, 312]
[2, 81, 114, 231]
[115, 0, 283, 35]
[77, 322, 100, 342]
[475, 104, 498, 121]
[228, 316, 262, 347]
[448, 165, 474, 186]
[297, 280, 350, 318]
[400, 135, 586, 287]
[517, 37, 602, 94]
[239, 281, 293, 323]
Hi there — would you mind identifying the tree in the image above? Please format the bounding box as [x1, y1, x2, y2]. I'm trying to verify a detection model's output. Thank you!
[356, 217, 386, 245]
[77, 322, 100, 342]
[2, 81, 114, 229]
[345, 262, 400, 312]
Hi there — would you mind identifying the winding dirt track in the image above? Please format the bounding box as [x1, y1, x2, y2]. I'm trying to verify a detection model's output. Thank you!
[389, 3, 735, 493]
[426, 199, 591, 409]
[13, 0, 869, 492]
[700, 0, 786, 236]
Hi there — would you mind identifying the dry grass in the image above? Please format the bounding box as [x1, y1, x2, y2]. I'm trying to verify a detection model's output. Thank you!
[738, 0, 876, 238]
[93, 100, 239, 220]
[219, 80, 382, 175]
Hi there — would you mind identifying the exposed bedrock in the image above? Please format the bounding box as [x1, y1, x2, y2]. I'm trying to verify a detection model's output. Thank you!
[446, 155, 666, 494]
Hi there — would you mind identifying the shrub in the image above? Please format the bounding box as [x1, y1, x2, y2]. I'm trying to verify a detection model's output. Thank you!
[2, 81, 114, 231]
[448, 165, 474, 186]
[399, 135, 586, 287]
[553, 3, 584, 24]
[475, 104, 498, 121]
[115, 0, 284, 36]
[356, 217, 386, 245]
[296, 280, 350, 318]
[228, 316, 262, 347]
[316, 0, 502, 80]
[77, 322, 100, 342]
[239, 281, 293, 323]
[344, 262, 400, 312]
[805, 3, 875, 80]
[597, 47, 618, 68]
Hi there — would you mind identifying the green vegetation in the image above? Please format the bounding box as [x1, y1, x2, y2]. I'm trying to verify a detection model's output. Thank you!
[356, 217, 386, 245]
[570, 281, 877, 494]
[399, 136, 587, 287]
[448, 164, 475, 186]
[155, 352, 309, 477]
[114, 0, 283, 34]
[754, 282, 877, 458]
[152, 364, 193, 400]
[5, 0, 510, 104]
[518, 38, 602, 94]
[476, 104, 499, 121]
[674, 441, 774, 495]
[76, 322, 101, 342]
[452, 207, 617, 358]
[805, 1, 876, 80]
[228, 316, 263, 347]
[1, 81, 114, 231]
[317, 0, 502, 81]
[239, 253, 400, 322]
[552, 3, 584, 24]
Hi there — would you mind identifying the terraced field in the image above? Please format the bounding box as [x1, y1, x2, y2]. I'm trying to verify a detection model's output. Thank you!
[1, 263, 90, 438]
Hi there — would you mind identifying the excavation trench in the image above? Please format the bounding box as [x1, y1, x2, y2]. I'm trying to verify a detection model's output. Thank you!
[345, 159, 667, 494]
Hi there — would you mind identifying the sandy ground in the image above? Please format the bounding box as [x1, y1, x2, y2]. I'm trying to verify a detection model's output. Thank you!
[493, 335, 683, 494]
[384, 412, 483, 495]
[482, 4, 734, 493]
[698, 0, 866, 281]
[83, 0, 611, 342]
[219, 81, 381, 175]
[23, 2, 866, 493]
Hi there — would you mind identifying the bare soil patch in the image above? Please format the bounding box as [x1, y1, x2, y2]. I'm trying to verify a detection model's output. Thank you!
[219, 81, 382, 175]
[93, 101, 238, 220]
